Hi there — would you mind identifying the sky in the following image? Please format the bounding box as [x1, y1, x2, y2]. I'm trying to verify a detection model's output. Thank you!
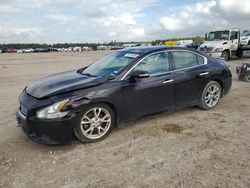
[0, 0, 250, 43]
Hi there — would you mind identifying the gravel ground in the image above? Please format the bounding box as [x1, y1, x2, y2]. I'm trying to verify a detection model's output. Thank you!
[0, 51, 250, 188]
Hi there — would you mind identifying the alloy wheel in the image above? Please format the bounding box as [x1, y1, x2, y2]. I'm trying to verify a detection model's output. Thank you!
[80, 107, 111, 139]
[204, 84, 220, 108]
[222, 51, 229, 61]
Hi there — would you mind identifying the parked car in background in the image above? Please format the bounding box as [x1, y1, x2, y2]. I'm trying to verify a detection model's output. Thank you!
[6, 48, 17, 53]
[0, 48, 3, 53]
[23, 48, 34, 53]
[122, 44, 139, 48]
[176, 40, 193, 47]
[97, 45, 111, 50]
[187, 42, 203, 49]
[240, 30, 250, 46]
[164, 41, 178, 46]
[34, 48, 50, 53]
[73, 47, 82, 52]
[17, 49, 24, 53]
[49, 48, 59, 52]
[110, 46, 123, 50]
[82, 46, 92, 51]
[16, 46, 232, 145]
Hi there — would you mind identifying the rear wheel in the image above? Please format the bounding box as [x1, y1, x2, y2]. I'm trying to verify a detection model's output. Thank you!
[199, 81, 222, 110]
[74, 103, 115, 143]
[222, 51, 230, 61]
[245, 75, 250, 82]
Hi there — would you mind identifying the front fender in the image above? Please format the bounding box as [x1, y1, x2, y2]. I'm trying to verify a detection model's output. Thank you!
[64, 84, 123, 123]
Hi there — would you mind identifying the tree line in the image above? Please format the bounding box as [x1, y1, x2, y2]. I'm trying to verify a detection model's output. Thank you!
[0, 36, 205, 50]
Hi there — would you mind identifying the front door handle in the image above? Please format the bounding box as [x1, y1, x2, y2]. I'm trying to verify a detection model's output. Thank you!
[163, 79, 174, 84]
[199, 72, 209, 76]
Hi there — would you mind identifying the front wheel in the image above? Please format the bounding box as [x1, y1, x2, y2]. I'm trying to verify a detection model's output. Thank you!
[74, 103, 115, 143]
[199, 81, 222, 110]
[222, 51, 230, 61]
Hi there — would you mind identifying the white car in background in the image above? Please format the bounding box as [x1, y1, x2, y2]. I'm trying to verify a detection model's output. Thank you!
[24, 48, 34, 53]
[240, 31, 250, 46]
[17, 49, 24, 53]
[176, 40, 193, 47]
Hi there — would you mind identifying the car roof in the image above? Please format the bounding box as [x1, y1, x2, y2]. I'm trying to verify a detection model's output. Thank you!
[119, 46, 170, 53]
[120, 46, 198, 54]
[119, 46, 213, 62]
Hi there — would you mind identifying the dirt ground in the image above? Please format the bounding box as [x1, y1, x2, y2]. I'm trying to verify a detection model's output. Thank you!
[0, 51, 250, 188]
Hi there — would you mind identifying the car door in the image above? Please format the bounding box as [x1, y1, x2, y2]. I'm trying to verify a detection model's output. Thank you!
[121, 51, 175, 120]
[229, 30, 239, 51]
[171, 50, 210, 108]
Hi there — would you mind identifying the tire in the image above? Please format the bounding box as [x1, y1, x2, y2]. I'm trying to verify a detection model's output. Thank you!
[248, 40, 250, 45]
[238, 75, 244, 81]
[245, 75, 250, 82]
[74, 103, 115, 143]
[222, 51, 230, 61]
[199, 81, 222, 110]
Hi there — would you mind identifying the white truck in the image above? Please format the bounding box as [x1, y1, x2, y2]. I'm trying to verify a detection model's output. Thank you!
[199, 28, 250, 60]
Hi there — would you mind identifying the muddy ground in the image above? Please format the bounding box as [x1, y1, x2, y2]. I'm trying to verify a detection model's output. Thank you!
[0, 51, 250, 188]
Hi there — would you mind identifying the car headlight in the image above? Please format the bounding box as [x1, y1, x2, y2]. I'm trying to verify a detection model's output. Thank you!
[37, 99, 69, 119]
[215, 48, 223, 52]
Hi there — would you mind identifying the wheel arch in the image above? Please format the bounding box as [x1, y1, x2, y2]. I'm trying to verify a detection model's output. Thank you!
[103, 102, 117, 122]
[223, 49, 230, 56]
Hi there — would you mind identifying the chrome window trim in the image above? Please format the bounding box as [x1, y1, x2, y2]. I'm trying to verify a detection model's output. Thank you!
[121, 49, 208, 80]
[121, 50, 170, 80]
[171, 63, 206, 72]
[150, 70, 173, 77]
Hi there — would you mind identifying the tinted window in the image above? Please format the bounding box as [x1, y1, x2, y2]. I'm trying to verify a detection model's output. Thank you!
[82, 51, 139, 78]
[133, 52, 169, 75]
[172, 51, 198, 69]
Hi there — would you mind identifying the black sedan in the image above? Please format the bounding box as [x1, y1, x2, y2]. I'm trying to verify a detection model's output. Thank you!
[16, 46, 232, 145]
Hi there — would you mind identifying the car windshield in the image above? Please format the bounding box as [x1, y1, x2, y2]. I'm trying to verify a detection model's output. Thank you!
[242, 31, 250, 37]
[81, 51, 140, 78]
[207, 30, 229, 41]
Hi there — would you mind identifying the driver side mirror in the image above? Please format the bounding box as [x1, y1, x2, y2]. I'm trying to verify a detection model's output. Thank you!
[130, 70, 149, 81]
[205, 33, 208, 41]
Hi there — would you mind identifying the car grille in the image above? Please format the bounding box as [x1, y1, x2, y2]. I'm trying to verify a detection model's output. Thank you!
[200, 47, 214, 52]
[20, 104, 28, 116]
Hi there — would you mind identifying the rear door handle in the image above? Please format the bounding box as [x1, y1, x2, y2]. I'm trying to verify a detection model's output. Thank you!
[163, 79, 174, 84]
[199, 72, 209, 76]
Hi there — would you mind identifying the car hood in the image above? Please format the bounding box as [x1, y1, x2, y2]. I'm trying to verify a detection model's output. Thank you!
[240, 36, 250, 40]
[26, 70, 106, 99]
[200, 41, 228, 48]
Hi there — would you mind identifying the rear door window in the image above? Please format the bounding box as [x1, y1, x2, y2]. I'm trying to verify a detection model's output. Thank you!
[172, 51, 205, 70]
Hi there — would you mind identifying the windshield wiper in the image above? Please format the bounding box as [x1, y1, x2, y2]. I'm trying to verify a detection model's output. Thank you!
[106, 76, 116, 80]
[80, 72, 97, 77]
